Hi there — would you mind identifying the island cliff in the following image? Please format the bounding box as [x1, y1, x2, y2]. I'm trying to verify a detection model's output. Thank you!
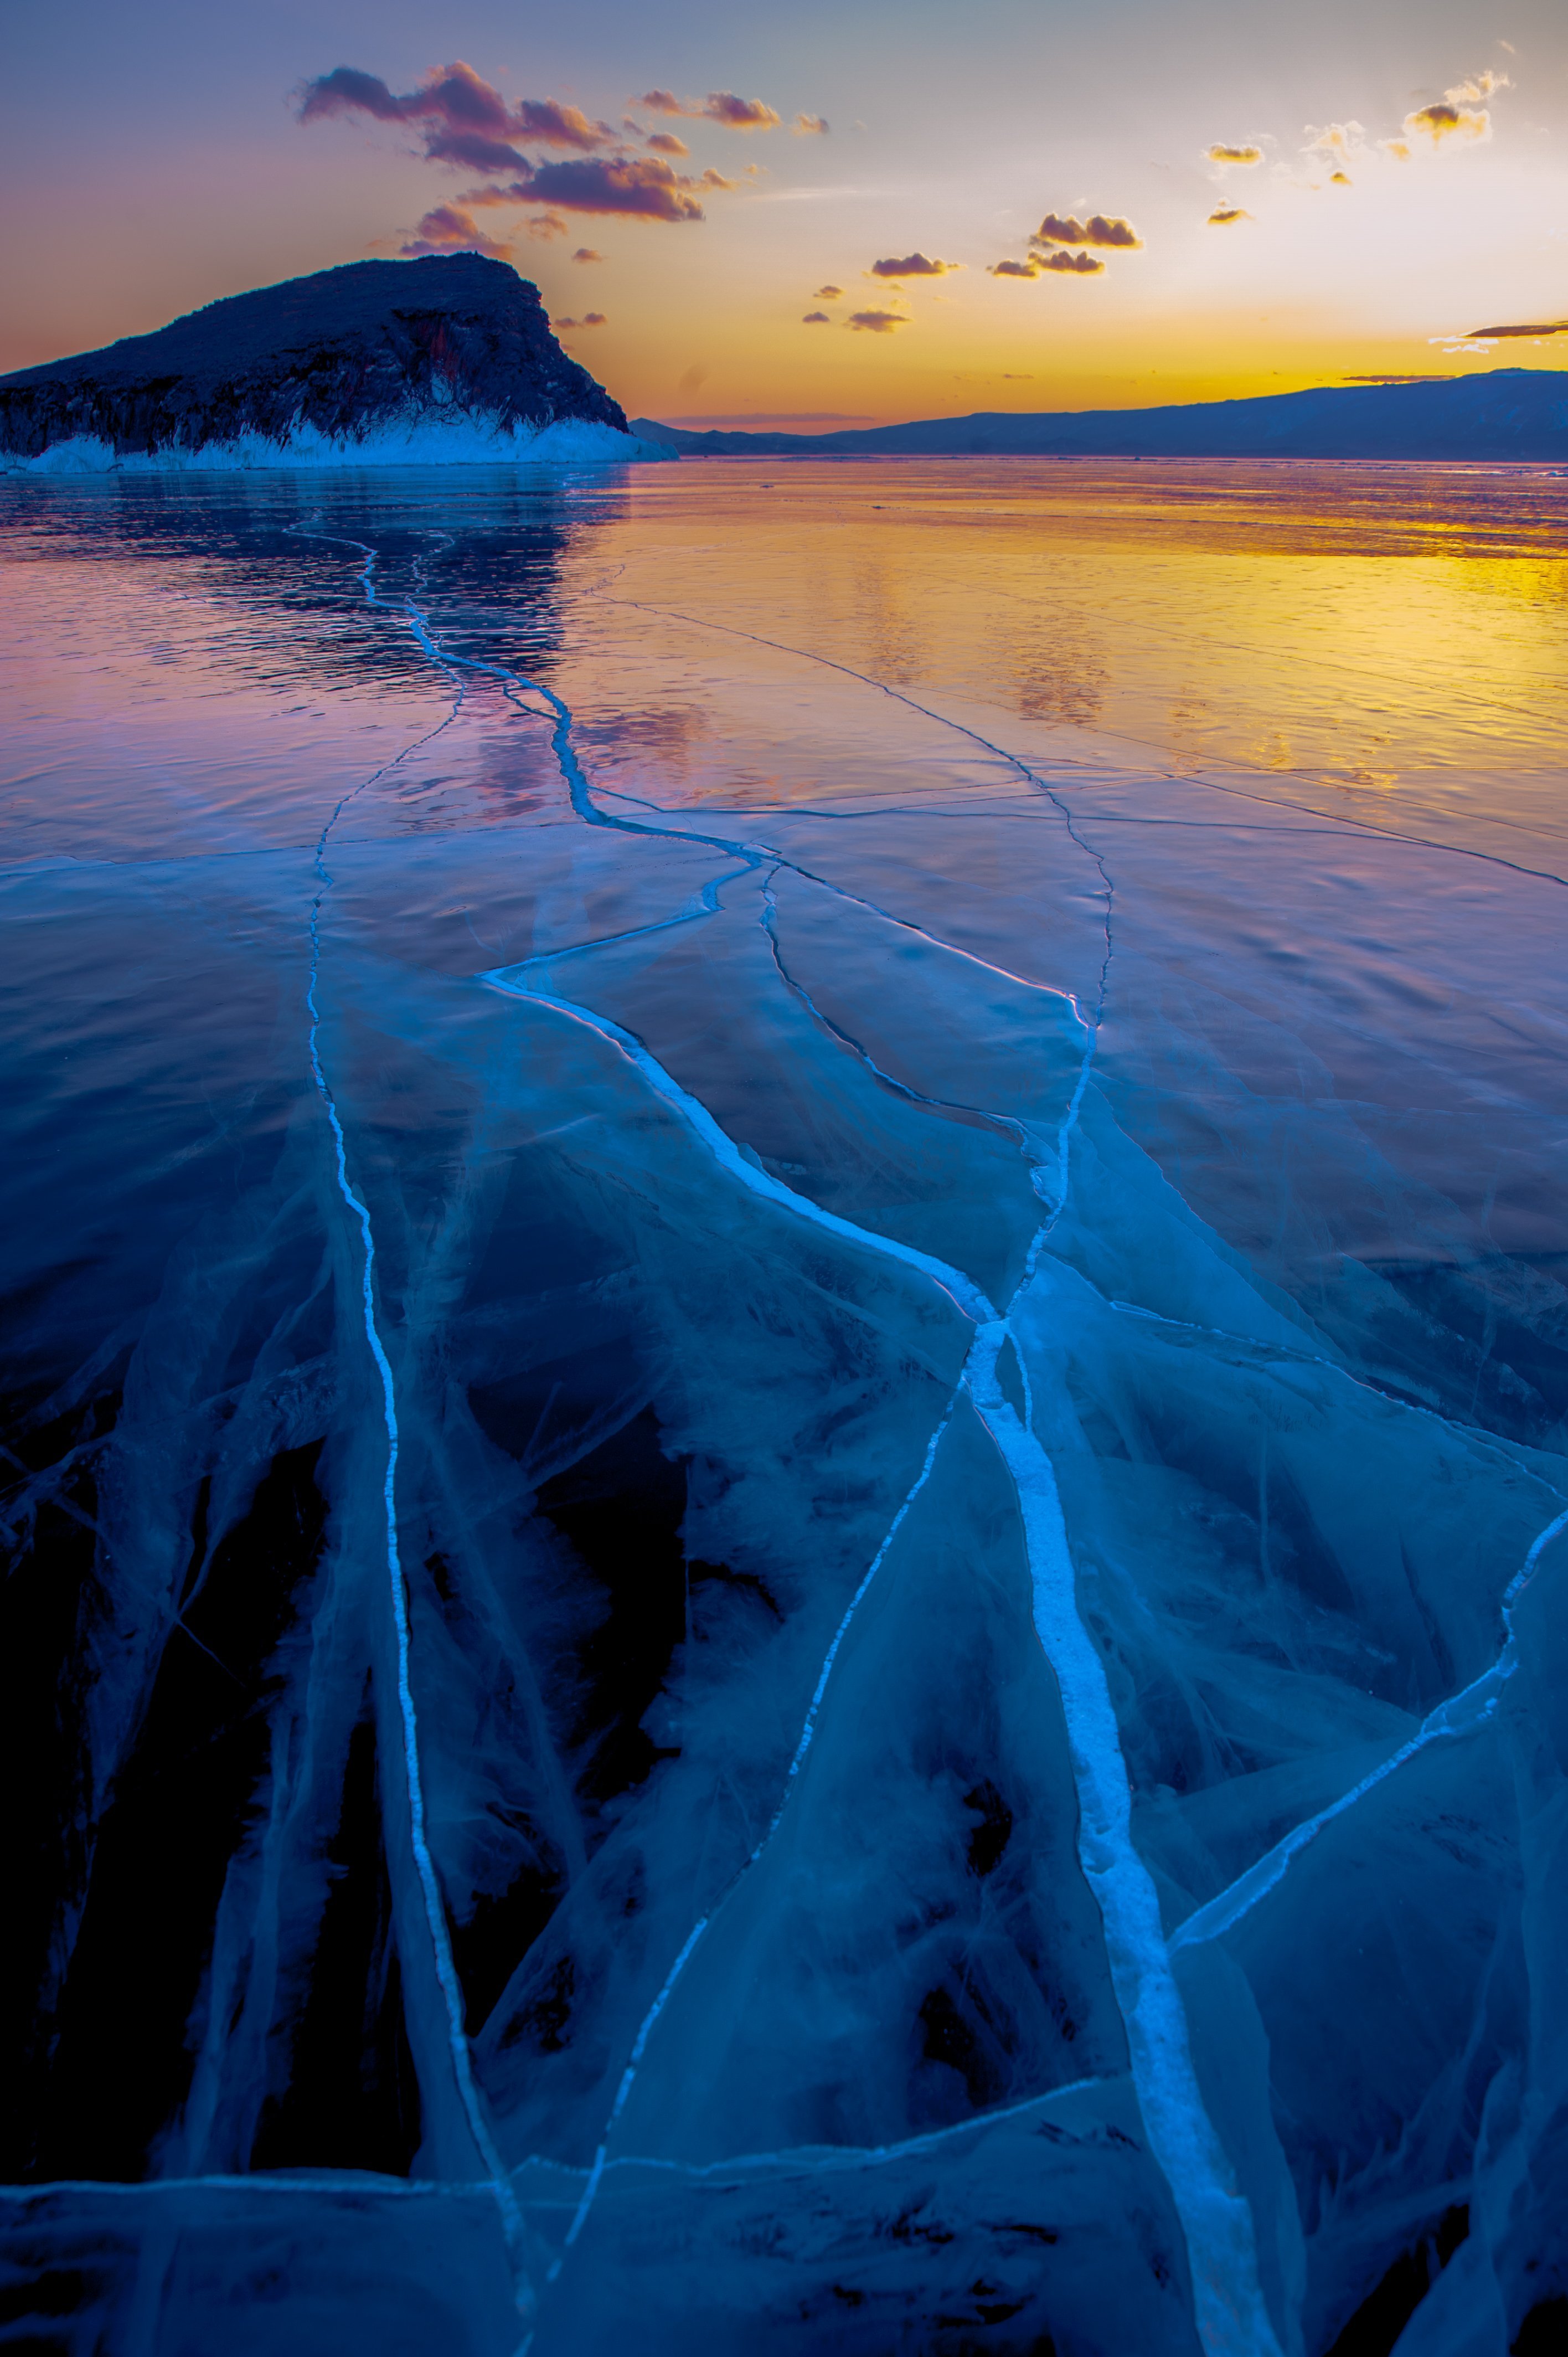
[0, 255, 668, 471]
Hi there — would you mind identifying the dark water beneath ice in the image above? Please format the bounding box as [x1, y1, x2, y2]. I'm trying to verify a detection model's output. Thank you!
[2, 460, 1566, 2357]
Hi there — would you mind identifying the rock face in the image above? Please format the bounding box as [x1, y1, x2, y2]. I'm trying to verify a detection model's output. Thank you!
[634, 368, 1568, 460]
[0, 255, 664, 470]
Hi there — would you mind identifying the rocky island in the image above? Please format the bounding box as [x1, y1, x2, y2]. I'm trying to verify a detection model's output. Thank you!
[0, 254, 669, 472]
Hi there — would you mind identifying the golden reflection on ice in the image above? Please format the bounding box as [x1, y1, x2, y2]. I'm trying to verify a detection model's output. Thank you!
[590, 460, 1568, 854]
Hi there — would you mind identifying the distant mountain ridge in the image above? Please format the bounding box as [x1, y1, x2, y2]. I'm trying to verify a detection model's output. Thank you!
[0, 256, 668, 472]
[633, 370, 1568, 461]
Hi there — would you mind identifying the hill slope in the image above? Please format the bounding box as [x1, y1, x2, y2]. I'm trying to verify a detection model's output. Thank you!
[634, 370, 1568, 461]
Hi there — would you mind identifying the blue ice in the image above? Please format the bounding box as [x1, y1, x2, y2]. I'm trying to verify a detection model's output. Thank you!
[2, 466, 1566, 2357]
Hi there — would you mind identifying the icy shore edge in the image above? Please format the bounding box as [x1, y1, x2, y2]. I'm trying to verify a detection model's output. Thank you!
[1, 414, 676, 474]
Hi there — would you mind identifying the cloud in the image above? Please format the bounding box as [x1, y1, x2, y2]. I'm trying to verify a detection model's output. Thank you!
[989, 251, 1104, 275]
[524, 212, 568, 240]
[1206, 143, 1263, 166]
[701, 91, 781, 129]
[398, 204, 511, 259]
[814, 284, 842, 298]
[1384, 140, 1411, 161]
[1032, 212, 1142, 249]
[847, 309, 907, 332]
[1330, 171, 1352, 184]
[1402, 100, 1490, 145]
[646, 130, 689, 156]
[635, 89, 782, 129]
[1208, 205, 1250, 224]
[420, 128, 534, 172]
[581, 312, 606, 326]
[1461, 318, 1568, 338]
[1303, 121, 1365, 164]
[699, 167, 740, 190]
[802, 311, 832, 323]
[793, 113, 830, 135]
[1446, 69, 1510, 100]
[301, 60, 508, 131]
[524, 156, 706, 220]
[572, 246, 603, 262]
[868, 252, 960, 277]
[298, 61, 613, 169]
[456, 162, 705, 224]
[514, 99, 616, 151]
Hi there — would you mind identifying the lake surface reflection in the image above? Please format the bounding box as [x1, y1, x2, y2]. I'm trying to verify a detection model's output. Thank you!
[3, 459, 1565, 2357]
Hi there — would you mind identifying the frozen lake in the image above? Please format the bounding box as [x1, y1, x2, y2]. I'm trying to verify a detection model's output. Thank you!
[3, 459, 1566, 2356]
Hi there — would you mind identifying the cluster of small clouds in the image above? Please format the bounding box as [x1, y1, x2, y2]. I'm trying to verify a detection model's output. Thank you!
[801, 260, 966, 331]
[298, 58, 827, 251]
[1294, 76, 1506, 177]
[1189, 58, 1513, 234]
[1390, 64, 1510, 156]
[799, 295, 908, 330]
[1307, 66, 1509, 172]
[816, 50, 1521, 327]
[302, 48, 1548, 373]
[987, 211, 1141, 281]
[632, 89, 826, 135]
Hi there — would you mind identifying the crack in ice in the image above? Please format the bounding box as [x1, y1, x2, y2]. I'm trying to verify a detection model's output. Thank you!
[965, 1322, 1282, 2357]
[296, 523, 533, 2327]
[1173, 1504, 1568, 1955]
[333, 532, 1278, 2357]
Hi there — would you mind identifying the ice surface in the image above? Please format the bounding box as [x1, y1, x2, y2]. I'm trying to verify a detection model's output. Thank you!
[2, 413, 673, 474]
[2, 461, 1566, 2355]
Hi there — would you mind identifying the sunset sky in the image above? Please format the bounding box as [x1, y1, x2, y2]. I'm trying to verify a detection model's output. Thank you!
[3, 0, 1565, 425]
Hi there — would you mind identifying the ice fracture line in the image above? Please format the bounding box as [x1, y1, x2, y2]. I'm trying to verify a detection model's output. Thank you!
[350, 536, 1276, 2357]
[300, 528, 534, 2328]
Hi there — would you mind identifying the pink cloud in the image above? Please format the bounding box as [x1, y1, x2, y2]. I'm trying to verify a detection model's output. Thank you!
[1032, 211, 1142, 249]
[633, 88, 782, 129]
[298, 61, 614, 169]
[525, 155, 705, 219]
[868, 252, 960, 278]
[398, 203, 511, 259]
